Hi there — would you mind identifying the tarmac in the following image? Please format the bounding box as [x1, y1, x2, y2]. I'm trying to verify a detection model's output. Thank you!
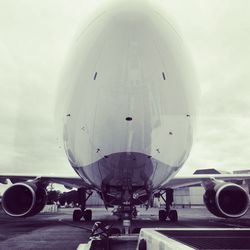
[1, 207, 250, 250]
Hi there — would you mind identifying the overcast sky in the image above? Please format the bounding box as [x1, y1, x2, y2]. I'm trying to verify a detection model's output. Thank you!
[0, 0, 249, 179]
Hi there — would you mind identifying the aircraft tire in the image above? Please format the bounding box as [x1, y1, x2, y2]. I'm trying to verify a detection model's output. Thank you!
[73, 209, 82, 221]
[83, 209, 92, 221]
[159, 209, 167, 221]
[169, 210, 178, 222]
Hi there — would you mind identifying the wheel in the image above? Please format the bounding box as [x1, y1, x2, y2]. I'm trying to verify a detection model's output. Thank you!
[73, 209, 82, 221]
[158, 209, 167, 221]
[83, 209, 92, 221]
[138, 239, 147, 250]
[169, 210, 178, 222]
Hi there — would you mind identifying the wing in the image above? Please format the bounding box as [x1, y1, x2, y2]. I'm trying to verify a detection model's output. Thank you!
[0, 174, 93, 190]
[164, 174, 250, 189]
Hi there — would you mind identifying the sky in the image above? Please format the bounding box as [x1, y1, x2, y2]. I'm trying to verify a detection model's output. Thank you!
[0, 0, 250, 180]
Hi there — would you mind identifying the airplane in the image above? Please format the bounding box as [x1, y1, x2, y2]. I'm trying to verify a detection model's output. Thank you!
[0, 1, 249, 223]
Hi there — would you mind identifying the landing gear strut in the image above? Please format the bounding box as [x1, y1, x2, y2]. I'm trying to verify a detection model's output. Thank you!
[73, 188, 93, 222]
[156, 188, 178, 222]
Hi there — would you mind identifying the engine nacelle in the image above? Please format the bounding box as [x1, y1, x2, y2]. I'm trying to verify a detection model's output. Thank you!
[2, 182, 47, 217]
[203, 182, 249, 218]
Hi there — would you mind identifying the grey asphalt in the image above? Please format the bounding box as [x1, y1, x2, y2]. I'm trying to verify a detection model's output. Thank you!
[0, 207, 250, 250]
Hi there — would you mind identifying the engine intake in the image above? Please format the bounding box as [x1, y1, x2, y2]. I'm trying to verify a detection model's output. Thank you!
[2, 182, 47, 217]
[204, 182, 249, 218]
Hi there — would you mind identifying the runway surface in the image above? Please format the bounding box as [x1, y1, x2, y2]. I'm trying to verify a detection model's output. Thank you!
[1, 207, 250, 250]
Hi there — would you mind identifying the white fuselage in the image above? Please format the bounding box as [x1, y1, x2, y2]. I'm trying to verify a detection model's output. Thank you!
[60, 1, 197, 194]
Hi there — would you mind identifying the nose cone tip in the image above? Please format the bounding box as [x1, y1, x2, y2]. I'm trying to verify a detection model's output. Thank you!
[106, 0, 154, 17]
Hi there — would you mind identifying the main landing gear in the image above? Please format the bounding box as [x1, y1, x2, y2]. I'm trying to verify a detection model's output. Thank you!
[73, 188, 93, 222]
[156, 188, 178, 222]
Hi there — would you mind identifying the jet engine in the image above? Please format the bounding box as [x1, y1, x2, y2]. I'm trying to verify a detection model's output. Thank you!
[203, 182, 249, 218]
[2, 182, 47, 217]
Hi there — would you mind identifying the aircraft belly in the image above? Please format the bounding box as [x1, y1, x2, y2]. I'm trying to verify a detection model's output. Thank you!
[73, 152, 180, 191]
